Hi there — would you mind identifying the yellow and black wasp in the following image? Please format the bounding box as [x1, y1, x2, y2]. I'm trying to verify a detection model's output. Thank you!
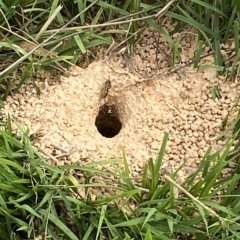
[100, 80, 111, 99]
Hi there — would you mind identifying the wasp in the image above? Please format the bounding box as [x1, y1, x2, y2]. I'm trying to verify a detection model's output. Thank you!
[100, 80, 111, 99]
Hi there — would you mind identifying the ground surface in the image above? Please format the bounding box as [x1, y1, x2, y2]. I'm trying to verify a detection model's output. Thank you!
[2, 27, 240, 182]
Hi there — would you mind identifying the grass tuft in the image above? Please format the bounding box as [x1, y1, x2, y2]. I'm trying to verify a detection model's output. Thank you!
[0, 118, 239, 239]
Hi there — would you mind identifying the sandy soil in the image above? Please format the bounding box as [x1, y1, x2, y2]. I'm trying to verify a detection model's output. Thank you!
[2, 27, 240, 182]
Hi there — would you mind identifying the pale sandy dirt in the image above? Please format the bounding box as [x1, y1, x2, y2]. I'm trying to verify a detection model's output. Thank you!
[2, 27, 240, 182]
[3, 60, 240, 178]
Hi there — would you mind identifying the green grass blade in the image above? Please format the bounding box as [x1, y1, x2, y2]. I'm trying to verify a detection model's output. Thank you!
[153, 132, 168, 190]
[38, 209, 79, 240]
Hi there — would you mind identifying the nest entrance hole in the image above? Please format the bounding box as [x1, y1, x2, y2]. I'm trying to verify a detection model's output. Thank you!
[95, 104, 122, 138]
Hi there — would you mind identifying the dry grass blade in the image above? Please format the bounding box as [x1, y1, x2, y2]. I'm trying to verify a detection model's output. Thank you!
[156, 0, 177, 20]
[35, 5, 63, 41]
[0, 0, 99, 77]
[164, 174, 227, 230]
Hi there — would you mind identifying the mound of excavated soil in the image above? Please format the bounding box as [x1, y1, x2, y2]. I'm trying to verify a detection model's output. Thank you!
[2, 27, 240, 181]
[3, 57, 239, 179]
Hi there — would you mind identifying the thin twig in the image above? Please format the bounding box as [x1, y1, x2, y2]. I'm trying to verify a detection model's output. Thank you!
[50, 144, 77, 158]
[50, 143, 68, 153]
[38, 148, 58, 162]
[107, 28, 142, 56]
[55, 148, 77, 159]
[156, 0, 176, 20]
[55, 153, 70, 158]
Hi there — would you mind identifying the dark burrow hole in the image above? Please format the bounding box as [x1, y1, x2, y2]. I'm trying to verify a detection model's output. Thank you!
[95, 104, 122, 138]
